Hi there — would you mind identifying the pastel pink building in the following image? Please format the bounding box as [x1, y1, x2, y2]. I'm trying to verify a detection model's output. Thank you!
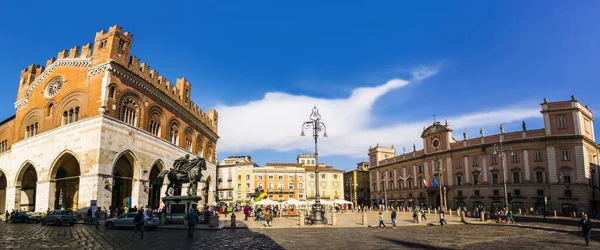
[368, 96, 599, 216]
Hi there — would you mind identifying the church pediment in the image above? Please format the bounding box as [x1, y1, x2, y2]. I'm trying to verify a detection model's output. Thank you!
[421, 122, 452, 138]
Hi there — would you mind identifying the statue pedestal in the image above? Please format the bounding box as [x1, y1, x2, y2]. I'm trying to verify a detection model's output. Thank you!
[162, 196, 202, 224]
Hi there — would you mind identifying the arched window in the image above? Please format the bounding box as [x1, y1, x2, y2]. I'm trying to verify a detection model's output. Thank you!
[108, 85, 116, 99]
[120, 96, 139, 127]
[184, 128, 193, 152]
[170, 121, 180, 145]
[62, 107, 80, 125]
[148, 109, 162, 137]
[0, 140, 7, 153]
[25, 122, 39, 138]
[47, 103, 54, 117]
[197, 137, 204, 157]
[207, 143, 213, 162]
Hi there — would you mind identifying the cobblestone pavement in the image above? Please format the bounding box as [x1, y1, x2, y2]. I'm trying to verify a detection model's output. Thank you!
[0, 222, 596, 249]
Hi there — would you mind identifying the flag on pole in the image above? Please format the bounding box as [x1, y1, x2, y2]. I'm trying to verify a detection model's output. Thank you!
[433, 177, 439, 188]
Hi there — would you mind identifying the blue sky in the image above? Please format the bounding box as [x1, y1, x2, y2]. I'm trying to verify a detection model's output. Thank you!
[0, 1, 599, 170]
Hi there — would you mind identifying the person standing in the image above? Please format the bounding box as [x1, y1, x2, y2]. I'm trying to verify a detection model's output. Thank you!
[579, 213, 593, 246]
[243, 205, 250, 221]
[95, 208, 102, 229]
[391, 209, 397, 228]
[87, 208, 92, 224]
[185, 208, 199, 238]
[130, 210, 145, 241]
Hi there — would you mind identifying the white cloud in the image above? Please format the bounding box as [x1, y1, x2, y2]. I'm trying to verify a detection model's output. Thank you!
[214, 67, 541, 159]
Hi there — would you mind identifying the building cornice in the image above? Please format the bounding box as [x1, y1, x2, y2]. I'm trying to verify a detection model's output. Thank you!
[372, 135, 599, 170]
[15, 58, 92, 109]
[90, 61, 219, 141]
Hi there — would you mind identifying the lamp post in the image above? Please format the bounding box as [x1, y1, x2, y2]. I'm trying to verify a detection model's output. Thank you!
[435, 157, 443, 210]
[301, 106, 328, 225]
[493, 125, 513, 211]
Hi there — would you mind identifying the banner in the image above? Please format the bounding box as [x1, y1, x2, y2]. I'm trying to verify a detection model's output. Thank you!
[90, 200, 97, 218]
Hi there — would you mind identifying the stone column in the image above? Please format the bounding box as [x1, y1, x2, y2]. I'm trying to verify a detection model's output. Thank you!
[299, 210, 305, 226]
[35, 181, 53, 213]
[78, 175, 100, 211]
[5, 186, 18, 211]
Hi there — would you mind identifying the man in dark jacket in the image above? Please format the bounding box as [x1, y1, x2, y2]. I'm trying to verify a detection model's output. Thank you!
[579, 213, 593, 246]
[186, 209, 200, 238]
[130, 210, 145, 241]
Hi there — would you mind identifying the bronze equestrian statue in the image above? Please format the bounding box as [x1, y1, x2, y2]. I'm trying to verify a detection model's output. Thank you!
[155, 154, 207, 196]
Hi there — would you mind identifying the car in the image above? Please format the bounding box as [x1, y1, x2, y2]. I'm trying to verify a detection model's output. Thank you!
[40, 210, 77, 226]
[105, 212, 159, 229]
[11, 211, 42, 223]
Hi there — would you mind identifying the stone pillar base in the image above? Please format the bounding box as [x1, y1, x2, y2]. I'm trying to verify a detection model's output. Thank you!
[209, 215, 220, 228]
[362, 212, 368, 226]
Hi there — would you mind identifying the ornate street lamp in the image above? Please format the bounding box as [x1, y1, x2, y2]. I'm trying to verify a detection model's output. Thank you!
[301, 106, 328, 224]
[493, 124, 513, 211]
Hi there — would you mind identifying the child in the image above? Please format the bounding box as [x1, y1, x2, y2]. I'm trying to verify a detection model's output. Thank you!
[440, 210, 447, 226]
[378, 212, 386, 228]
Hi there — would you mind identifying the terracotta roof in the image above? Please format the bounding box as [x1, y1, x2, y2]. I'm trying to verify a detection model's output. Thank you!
[265, 163, 303, 167]
[304, 166, 345, 172]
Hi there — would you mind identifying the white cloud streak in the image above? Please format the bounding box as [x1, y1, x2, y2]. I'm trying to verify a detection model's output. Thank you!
[214, 66, 541, 159]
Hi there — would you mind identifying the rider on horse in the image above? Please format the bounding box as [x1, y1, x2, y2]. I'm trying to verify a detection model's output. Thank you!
[173, 154, 192, 180]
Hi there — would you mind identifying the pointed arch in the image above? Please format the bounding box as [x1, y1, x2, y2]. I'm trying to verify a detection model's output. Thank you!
[0, 169, 6, 212]
[49, 150, 81, 210]
[110, 150, 140, 209]
[48, 149, 81, 180]
[148, 159, 165, 209]
[111, 149, 142, 180]
[14, 160, 38, 186]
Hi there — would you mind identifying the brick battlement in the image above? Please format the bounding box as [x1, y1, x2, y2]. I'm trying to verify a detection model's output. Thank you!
[124, 55, 217, 133]
[15, 24, 218, 134]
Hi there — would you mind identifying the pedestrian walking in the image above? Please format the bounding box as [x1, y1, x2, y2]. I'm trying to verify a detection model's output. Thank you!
[95, 207, 102, 229]
[378, 212, 386, 228]
[421, 209, 427, 221]
[391, 208, 397, 228]
[579, 213, 593, 246]
[87, 208, 92, 224]
[243, 205, 250, 221]
[185, 208, 199, 238]
[440, 210, 447, 226]
[130, 210, 145, 241]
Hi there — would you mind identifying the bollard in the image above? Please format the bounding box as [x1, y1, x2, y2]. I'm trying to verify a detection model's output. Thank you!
[299, 210, 305, 226]
[231, 212, 237, 227]
[362, 211, 368, 226]
[460, 211, 466, 223]
[417, 212, 422, 224]
[519, 208, 522, 215]
[553, 210, 557, 217]
[480, 211, 485, 221]
[434, 208, 438, 215]
[331, 213, 337, 226]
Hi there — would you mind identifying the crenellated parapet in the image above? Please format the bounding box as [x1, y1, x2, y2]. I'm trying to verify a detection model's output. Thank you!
[123, 55, 218, 133]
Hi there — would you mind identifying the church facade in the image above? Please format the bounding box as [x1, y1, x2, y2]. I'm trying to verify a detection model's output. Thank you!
[369, 97, 600, 216]
[0, 25, 219, 213]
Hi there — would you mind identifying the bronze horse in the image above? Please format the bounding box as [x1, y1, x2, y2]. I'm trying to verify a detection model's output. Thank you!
[155, 157, 207, 196]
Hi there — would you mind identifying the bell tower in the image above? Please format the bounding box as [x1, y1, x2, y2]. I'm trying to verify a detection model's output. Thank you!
[91, 25, 133, 66]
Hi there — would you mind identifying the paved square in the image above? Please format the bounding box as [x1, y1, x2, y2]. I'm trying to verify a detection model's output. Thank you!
[0, 221, 595, 249]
